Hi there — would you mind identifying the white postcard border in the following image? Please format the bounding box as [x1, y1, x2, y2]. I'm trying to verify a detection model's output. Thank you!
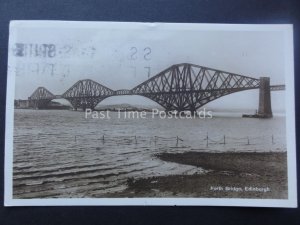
[4, 21, 297, 207]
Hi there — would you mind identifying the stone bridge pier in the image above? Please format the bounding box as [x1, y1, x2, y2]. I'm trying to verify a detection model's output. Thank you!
[258, 77, 273, 118]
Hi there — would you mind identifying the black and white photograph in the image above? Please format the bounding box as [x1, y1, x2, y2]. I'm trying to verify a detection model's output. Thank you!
[4, 21, 297, 207]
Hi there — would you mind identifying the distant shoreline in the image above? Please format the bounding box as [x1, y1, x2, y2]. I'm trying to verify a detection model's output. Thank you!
[13, 105, 286, 115]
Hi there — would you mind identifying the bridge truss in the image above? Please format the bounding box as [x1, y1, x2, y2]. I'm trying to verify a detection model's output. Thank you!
[131, 63, 260, 112]
[28, 63, 284, 112]
[61, 79, 114, 110]
[28, 87, 56, 109]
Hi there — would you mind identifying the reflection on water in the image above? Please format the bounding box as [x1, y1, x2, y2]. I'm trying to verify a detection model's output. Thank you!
[13, 109, 286, 198]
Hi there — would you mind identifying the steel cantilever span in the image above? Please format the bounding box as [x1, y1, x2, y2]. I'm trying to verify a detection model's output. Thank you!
[28, 63, 285, 117]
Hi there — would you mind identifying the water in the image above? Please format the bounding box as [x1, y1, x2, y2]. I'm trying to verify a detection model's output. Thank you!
[13, 109, 286, 198]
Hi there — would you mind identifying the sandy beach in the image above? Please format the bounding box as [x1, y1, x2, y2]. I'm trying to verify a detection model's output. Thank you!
[115, 151, 287, 198]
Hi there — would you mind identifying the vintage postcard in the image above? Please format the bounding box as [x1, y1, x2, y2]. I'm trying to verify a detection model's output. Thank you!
[5, 21, 297, 207]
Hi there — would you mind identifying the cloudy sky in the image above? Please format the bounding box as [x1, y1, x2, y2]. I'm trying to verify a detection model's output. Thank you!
[9, 22, 290, 111]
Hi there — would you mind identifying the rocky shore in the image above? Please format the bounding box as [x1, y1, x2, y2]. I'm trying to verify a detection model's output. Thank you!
[114, 151, 287, 199]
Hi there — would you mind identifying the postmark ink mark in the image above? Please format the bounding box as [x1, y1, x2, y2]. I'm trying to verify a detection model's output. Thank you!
[13, 43, 56, 58]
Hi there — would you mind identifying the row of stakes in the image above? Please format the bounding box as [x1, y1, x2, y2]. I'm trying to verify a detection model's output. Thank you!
[74, 134, 276, 147]
[204, 134, 276, 147]
[74, 135, 183, 146]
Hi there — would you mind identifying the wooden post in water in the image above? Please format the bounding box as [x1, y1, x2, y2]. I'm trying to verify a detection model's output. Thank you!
[176, 136, 179, 147]
[206, 133, 208, 147]
[247, 136, 250, 145]
[223, 135, 226, 145]
[272, 135, 274, 144]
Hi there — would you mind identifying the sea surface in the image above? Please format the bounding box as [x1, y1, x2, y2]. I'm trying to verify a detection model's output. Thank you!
[13, 109, 286, 198]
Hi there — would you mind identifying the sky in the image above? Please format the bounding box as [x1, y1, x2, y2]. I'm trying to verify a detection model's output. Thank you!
[9, 22, 289, 111]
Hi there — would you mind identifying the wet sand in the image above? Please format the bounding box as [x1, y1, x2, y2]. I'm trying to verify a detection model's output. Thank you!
[115, 152, 287, 198]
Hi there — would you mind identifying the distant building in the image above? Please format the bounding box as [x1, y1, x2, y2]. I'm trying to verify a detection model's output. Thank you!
[14, 99, 71, 110]
[14, 99, 30, 108]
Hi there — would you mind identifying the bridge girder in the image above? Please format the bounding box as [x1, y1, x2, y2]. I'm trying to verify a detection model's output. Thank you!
[28, 87, 56, 109]
[131, 63, 260, 111]
[29, 87, 56, 100]
[270, 85, 285, 91]
[28, 63, 285, 112]
[62, 79, 114, 110]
